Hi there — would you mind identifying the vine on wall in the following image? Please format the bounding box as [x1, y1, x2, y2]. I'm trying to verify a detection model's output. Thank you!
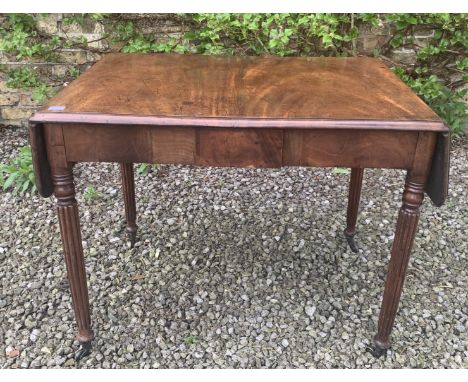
[0, 13, 466, 136]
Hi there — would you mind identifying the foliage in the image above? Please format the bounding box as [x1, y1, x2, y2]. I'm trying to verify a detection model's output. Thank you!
[0, 13, 88, 101]
[5, 66, 54, 101]
[182, 13, 366, 56]
[136, 163, 160, 176]
[68, 67, 80, 79]
[83, 185, 103, 201]
[0, 13, 466, 135]
[382, 14, 468, 136]
[184, 335, 198, 346]
[0, 13, 61, 60]
[393, 68, 467, 136]
[114, 13, 370, 56]
[0, 146, 36, 195]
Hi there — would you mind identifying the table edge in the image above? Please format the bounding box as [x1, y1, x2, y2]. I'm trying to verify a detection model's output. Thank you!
[29, 112, 448, 132]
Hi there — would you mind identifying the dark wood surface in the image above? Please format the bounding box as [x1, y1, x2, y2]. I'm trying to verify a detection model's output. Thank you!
[60, 124, 420, 169]
[29, 123, 53, 197]
[53, 166, 94, 345]
[31, 53, 446, 131]
[120, 163, 137, 246]
[425, 132, 450, 206]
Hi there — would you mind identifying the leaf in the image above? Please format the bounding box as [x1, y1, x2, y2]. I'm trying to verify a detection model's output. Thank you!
[3, 172, 19, 190]
[21, 179, 30, 193]
[331, 168, 350, 175]
[13, 182, 21, 194]
[137, 163, 150, 175]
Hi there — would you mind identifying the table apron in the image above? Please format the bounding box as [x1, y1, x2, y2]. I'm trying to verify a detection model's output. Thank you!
[52, 124, 420, 169]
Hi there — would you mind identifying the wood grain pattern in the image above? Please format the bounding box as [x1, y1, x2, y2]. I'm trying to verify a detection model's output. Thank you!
[373, 132, 435, 351]
[283, 130, 418, 169]
[61, 124, 424, 170]
[152, 126, 196, 164]
[425, 132, 450, 206]
[374, 177, 424, 350]
[43, 124, 67, 171]
[31, 113, 447, 131]
[196, 128, 283, 167]
[29, 123, 53, 197]
[62, 124, 151, 163]
[53, 168, 94, 344]
[120, 163, 137, 246]
[32, 53, 446, 131]
[345, 168, 364, 237]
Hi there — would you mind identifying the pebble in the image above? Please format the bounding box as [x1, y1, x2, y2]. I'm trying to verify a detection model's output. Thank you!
[0, 128, 466, 369]
[29, 329, 40, 342]
[305, 306, 316, 319]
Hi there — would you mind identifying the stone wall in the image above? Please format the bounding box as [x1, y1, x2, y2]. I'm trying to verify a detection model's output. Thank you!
[0, 14, 436, 128]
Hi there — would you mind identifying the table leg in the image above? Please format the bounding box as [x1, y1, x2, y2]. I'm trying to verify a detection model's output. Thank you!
[53, 166, 94, 360]
[368, 174, 424, 357]
[120, 163, 138, 247]
[344, 168, 364, 252]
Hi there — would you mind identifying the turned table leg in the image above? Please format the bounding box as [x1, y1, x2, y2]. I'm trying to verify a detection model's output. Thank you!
[120, 163, 138, 247]
[53, 166, 94, 360]
[368, 174, 425, 357]
[344, 168, 364, 252]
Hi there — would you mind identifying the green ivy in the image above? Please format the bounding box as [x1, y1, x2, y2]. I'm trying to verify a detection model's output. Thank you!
[4, 66, 54, 101]
[382, 13, 467, 136]
[393, 68, 467, 136]
[0, 14, 61, 60]
[137, 163, 160, 176]
[116, 14, 365, 56]
[0, 146, 36, 195]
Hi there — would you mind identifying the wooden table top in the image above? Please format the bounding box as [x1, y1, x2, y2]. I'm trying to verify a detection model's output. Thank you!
[31, 53, 446, 131]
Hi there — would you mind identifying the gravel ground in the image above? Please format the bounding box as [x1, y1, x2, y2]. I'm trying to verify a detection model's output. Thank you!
[0, 126, 467, 369]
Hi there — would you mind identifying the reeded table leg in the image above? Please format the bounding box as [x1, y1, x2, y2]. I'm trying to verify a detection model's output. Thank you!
[344, 168, 364, 252]
[368, 175, 424, 357]
[53, 167, 94, 360]
[120, 163, 137, 247]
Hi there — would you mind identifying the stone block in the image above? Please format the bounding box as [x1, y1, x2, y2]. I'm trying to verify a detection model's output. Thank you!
[57, 49, 88, 64]
[0, 119, 23, 127]
[60, 15, 102, 34]
[357, 34, 390, 54]
[390, 48, 418, 65]
[413, 35, 435, 48]
[0, 94, 20, 106]
[20, 94, 42, 107]
[59, 32, 107, 49]
[358, 18, 394, 36]
[0, 80, 10, 92]
[84, 33, 106, 49]
[52, 64, 72, 78]
[36, 14, 58, 34]
[60, 16, 84, 34]
[1, 107, 33, 121]
[86, 52, 102, 63]
[413, 26, 435, 37]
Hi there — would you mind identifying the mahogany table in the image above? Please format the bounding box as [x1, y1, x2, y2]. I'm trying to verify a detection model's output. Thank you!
[29, 53, 450, 360]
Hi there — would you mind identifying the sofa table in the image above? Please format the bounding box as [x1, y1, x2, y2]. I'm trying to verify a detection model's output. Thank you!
[29, 53, 450, 360]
